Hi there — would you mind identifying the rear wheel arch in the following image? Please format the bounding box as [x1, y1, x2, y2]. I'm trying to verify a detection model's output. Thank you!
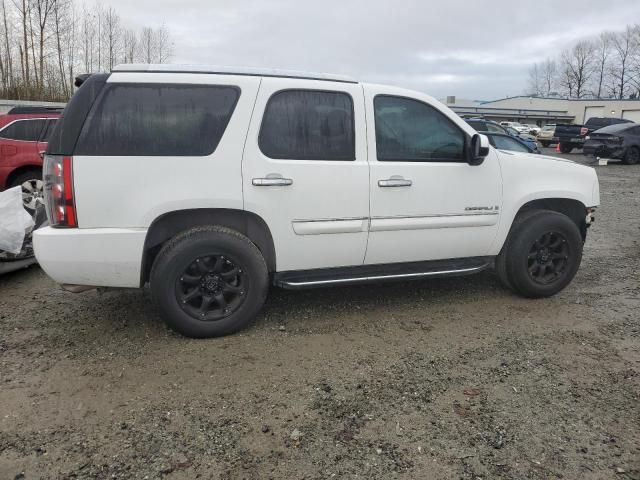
[141, 208, 276, 286]
[6, 164, 42, 188]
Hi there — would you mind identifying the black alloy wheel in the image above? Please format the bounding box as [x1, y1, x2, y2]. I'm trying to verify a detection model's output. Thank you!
[176, 254, 247, 321]
[527, 231, 570, 286]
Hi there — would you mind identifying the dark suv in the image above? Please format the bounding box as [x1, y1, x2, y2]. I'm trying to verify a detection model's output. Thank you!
[0, 106, 61, 211]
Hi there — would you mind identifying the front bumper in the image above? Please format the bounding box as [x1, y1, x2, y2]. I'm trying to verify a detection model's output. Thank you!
[33, 226, 147, 288]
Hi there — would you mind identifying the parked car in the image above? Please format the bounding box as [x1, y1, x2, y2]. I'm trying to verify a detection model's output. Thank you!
[555, 117, 634, 153]
[583, 123, 640, 164]
[484, 133, 540, 154]
[0, 106, 61, 211]
[523, 124, 541, 135]
[466, 118, 541, 153]
[537, 124, 558, 147]
[500, 121, 530, 134]
[35, 65, 600, 338]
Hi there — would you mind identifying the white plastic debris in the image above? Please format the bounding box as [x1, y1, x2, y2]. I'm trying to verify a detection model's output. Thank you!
[0, 186, 35, 254]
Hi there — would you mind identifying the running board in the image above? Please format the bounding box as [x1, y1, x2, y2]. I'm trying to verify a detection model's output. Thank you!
[274, 257, 493, 290]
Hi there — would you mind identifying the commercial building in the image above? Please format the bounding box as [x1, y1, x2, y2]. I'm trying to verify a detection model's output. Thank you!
[443, 96, 640, 126]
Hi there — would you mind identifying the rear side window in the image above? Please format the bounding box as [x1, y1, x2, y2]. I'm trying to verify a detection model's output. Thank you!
[0, 119, 47, 141]
[75, 84, 240, 156]
[40, 119, 57, 142]
[259, 90, 355, 160]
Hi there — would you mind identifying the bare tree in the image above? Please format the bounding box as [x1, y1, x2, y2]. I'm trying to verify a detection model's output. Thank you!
[559, 40, 595, 98]
[592, 32, 612, 98]
[558, 58, 575, 98]
[32, 0, 56, 88]
[102, 6, 119, 70]
[527, 62, 543, 96]
[540, 58, 556, 95]
[140, 26, 153, 63]
[122, 28, 136, 63]
[610, 26, 637, 99]
[155, 23, 171, 63]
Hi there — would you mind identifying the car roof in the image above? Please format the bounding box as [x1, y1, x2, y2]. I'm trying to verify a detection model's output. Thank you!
[112, 64, 358, 84]
[592, 123, 636, 134]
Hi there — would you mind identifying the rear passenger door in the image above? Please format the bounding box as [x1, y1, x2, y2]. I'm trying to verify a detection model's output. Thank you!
[242, 78, 369, 272]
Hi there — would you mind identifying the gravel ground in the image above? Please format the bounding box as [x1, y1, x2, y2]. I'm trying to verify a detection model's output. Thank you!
[1, 149, 639, 480]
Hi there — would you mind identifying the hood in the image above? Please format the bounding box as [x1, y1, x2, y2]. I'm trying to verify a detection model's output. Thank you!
[496, 149, 576, 164]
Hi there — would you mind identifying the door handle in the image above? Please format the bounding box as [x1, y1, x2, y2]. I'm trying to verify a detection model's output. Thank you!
[252, 176, 293, 187]
[378, 177, 412, 188]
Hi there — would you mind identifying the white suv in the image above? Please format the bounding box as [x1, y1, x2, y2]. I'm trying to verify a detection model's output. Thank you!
[34, 65, 600, 337]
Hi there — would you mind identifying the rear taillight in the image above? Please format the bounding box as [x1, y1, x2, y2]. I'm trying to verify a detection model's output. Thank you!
[580, 127, 588, 136]
[43, 155, 77, 228]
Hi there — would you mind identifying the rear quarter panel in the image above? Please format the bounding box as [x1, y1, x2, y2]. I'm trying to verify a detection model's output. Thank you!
[72, 73, 261, 228]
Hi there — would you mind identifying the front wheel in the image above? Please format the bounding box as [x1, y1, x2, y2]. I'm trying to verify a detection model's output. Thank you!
[497, 210, 583, 298]
[150, 226, 269, 338]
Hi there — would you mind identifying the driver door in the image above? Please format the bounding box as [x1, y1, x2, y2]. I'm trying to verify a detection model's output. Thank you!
[364, 85, 502, 265]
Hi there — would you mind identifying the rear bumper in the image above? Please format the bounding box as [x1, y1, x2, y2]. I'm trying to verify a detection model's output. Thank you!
[583, 143, 625, 159]
[33, 226, 147, 288]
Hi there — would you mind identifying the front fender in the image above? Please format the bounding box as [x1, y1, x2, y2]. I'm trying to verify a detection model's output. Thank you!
[489, 152, 598, 255]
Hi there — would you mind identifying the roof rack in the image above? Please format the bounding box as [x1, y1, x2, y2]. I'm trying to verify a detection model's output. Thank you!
[112, 64, 358, 84]
[8, 106, 63, 114]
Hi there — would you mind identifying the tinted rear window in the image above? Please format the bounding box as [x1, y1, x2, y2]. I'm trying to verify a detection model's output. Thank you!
[0, 119, 47, 141]
[75, 84, 240, 156]
[259, 90, 355, 160]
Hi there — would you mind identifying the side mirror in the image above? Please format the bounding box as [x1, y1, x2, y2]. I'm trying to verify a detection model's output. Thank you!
[469, 133, 490, 166]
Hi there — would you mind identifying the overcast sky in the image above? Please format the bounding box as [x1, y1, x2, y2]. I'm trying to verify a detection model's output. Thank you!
[106, 0, 639, 100]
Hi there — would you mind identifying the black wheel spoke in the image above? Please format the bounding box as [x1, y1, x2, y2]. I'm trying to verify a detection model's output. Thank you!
[527, 230, 570, 286]
[212, 256, 224, 273]
[200, 295, 214, 313]
[181, 288, 201, 303]
[181, 273, 200, 285]
[214, 293, 227, 310]
[221, 267, 239, 279]
[176, 253, 246, 322]
[223, 283, 242, 293]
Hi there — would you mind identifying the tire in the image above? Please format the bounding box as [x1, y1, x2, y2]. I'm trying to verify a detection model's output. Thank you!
[499, 210, 583, 298]
[559, 144, 573, 154]
[540, 141, 550, 148]
[150, 226, 269, 338]
[9, 169, 43, 212]
[622, 146, 640, 165]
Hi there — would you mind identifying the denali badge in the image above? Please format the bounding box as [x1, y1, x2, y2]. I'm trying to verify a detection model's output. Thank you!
[465, 206, 500, 211]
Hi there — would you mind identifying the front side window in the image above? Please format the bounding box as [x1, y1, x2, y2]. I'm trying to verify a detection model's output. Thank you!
[374, 96, 465, 162]
[490, 135, 531, 153]
[0, 119, 47, 142]
[75, 84, 240, 156]
[259, 90, 355, 160]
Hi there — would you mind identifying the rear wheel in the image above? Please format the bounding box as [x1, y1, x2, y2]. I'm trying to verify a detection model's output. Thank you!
[497, 210, 583, 298]
[622, 146, 639, 165]
[540, 141, 550, 148]
[150, 226, 269, 338]
[9, 169, 43, 212]
[559, 143, 573, 154]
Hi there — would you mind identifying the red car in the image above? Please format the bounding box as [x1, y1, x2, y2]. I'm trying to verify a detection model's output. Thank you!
[0, 106, 62, 211]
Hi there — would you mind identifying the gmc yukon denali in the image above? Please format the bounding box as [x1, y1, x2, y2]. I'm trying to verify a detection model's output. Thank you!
[34, 65, 600, 338]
